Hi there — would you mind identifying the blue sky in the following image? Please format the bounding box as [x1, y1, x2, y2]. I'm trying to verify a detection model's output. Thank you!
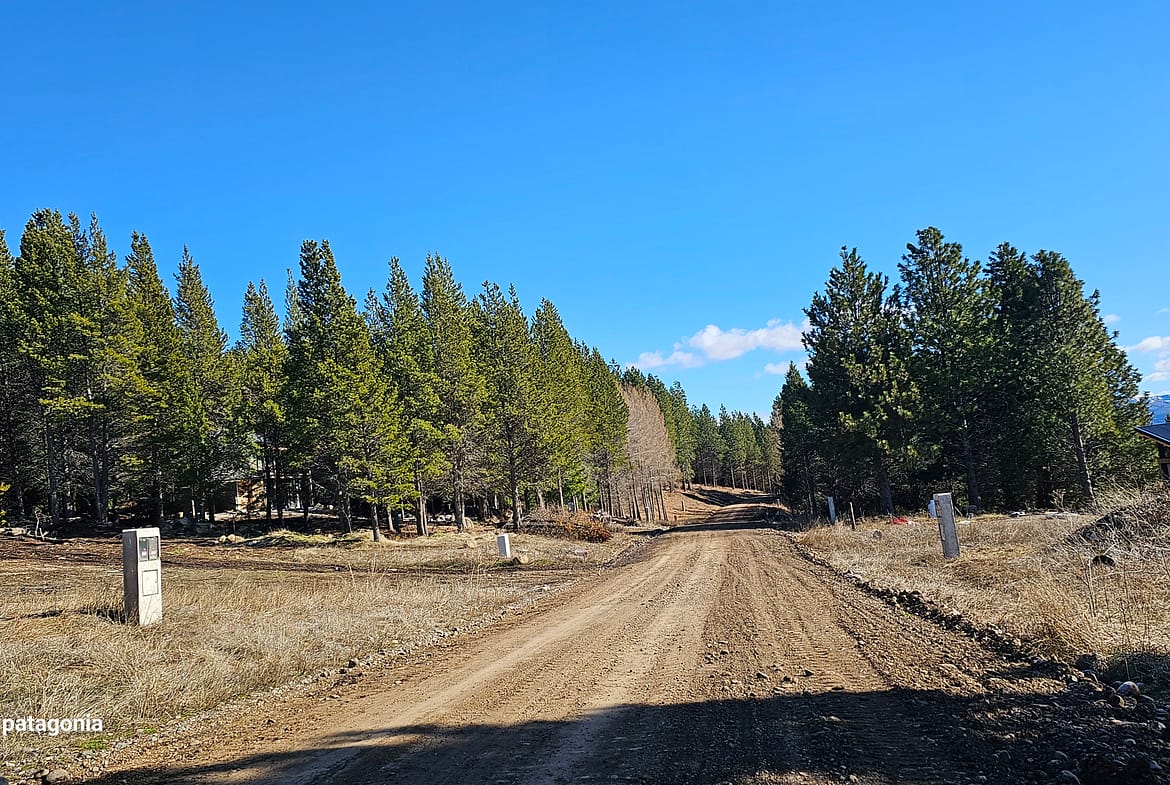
[2, 1, 1168, 414]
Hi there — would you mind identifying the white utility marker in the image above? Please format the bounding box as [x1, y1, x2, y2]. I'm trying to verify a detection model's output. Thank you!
[122, 527, 163, 625]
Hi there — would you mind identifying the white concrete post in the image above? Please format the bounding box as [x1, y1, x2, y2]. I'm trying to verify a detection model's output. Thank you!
[933, 493, 960, 559]
[827, 496, 837, 525]
[122, 527, 163, 625]
[496, 533, 512, 558]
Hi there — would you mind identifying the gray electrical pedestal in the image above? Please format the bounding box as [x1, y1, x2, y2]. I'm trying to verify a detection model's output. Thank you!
[122, 527, 163, 626]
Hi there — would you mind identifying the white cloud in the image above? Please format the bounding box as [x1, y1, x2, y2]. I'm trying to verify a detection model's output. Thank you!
[1127, 336, 1170, 353]
[1149, 358, 1170, 382]
[632, 318, 807, 371]
[763, 362, 788, 375]
[632, 348, 702, 370]
[1103, 313, 1121, 325]
[1159, 307, 1170, 314]
[688, 319, 805, 360]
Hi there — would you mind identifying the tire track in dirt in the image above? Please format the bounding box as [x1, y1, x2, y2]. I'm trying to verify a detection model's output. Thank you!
[86, 506, 1070, 785]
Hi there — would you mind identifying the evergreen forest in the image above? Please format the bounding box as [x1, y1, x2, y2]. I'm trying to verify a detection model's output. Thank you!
[0, 212, 1157, 533]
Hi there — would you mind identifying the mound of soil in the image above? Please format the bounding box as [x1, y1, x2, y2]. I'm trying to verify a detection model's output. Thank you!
[1075, 490, 1170, 544]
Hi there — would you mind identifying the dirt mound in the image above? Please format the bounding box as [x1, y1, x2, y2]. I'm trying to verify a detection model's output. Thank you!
[1074, 489, 1170, 544]
[518, 510, 612, 542]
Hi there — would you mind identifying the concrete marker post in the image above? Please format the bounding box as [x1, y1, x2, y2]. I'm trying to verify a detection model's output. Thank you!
[497, 533, 512, 559]
[933, 493, 961, 559]
[827, 496, 837, 525]
[122, 527, 163, 626]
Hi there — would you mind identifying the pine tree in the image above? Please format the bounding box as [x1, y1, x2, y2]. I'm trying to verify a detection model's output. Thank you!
[474, 283, 546, 526]
[987, 248, 1152, 506]
[898, 227, 993, 511]
[532, 299, 588, 506]
[14, 210, 89, 526]
[667, 382, 698, 488]
[73, 215, 146, 525]
[366, 258, 445, 536]
[691, 404, 722, 486]
[776, 363, 819, 513]
[804, 248, 917, 514]
[420, 254, 486, 532]
[173, 247, 240, 520]
[125, 231, 184, 524]
[582, 348, 627, 514]
[286, 240, 406, 535]
[0, 230, 33, 519]
[236, 280, 287, 523]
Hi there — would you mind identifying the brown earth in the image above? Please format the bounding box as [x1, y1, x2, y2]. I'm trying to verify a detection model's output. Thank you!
[55, 502, 1163, 785]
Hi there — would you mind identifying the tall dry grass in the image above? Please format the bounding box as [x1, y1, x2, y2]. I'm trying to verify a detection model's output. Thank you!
[0, 562, 521, 761]
[797, 500, 1170, 680]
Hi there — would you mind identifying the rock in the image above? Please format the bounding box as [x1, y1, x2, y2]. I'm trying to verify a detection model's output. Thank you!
[1116, 681, 1141, 697]
[1057, 771, 1080, 785]
[755, 671, 769, 680]
[510, 554, 531, 565]
[1075, 653, 1101, 671]
[45, 770, 69, 783]
[347, 658, 359, 668]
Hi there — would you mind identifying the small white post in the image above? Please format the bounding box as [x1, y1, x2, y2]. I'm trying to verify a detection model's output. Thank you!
[933, 493, 960, 559]
[496, 533, 512, 558]
[122, 527, 163, 626]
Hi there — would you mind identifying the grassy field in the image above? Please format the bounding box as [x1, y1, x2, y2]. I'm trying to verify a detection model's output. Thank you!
[795, 489, 1170, 685]
[0, 522, 640, 767]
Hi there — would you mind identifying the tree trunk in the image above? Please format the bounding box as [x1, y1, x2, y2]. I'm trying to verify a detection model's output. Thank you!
[263, 445, 274, 522]
[150, 445, 163, 527]
[876, 456, 893, 516]
[1069, 410, 1095, 506]
[557, 470, 565, 509]
[371, 502, 381, 541]
[959, 427, 982, 512]
[44, 420, 60, 528]
[415, 473, 429, 536]
[454, 484, 466, 532]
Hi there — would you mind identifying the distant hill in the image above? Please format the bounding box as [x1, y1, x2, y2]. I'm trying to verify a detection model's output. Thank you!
[1149, 394, 1170, 424]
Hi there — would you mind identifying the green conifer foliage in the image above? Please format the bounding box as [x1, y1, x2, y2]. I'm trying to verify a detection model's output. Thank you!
[421, 255, 486, 533]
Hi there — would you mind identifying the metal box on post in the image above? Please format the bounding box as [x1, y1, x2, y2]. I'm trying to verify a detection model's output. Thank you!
[122, 527, 163, 626]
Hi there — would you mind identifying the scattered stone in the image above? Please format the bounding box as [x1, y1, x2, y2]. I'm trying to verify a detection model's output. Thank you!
[1116, 681, 1141, 697]
[347, 659, 359, 668]
[755, 671, 769, 680]
[44, 770, 69, 784]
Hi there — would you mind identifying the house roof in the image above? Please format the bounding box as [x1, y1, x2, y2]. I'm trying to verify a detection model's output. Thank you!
[1136, 423, 1170, 446]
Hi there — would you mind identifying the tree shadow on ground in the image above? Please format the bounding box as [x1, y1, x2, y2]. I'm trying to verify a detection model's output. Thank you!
[77, 663, 1166, 785]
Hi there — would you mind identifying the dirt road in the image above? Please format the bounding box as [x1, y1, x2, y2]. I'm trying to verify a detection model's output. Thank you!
[88, 505, 1077, 785]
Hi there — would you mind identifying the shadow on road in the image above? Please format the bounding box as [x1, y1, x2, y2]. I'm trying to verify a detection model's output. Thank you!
[81, 664, 1154, 785]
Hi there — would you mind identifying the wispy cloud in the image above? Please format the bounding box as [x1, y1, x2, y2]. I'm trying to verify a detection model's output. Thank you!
[632, 319, 806, 370]
[633, 349, 701, 370]
[1147, 357, 1170, 383]
[688, 320, 805, 360]
[1127, 336, 1170, 353]
[1103, 313, 1121, 325]
[763, 362, 788, 375]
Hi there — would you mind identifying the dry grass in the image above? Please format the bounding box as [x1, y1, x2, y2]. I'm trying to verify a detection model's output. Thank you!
[0, 525, 632, 764]
[796, 494, 1170, 683]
